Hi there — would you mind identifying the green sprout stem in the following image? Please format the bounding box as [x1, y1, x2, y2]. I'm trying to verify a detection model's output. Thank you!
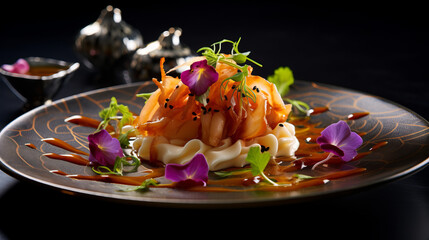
[260, 172, 279, 186]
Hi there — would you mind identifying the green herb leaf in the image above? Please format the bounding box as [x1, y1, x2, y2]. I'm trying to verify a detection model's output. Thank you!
[120, 178, 159, 192]
[225, 71, 245, 82]
[285, 98, 311, 115]
[118, 105, 133, 128]
[197, 39, 262, 108]
[232, 53, 248, 64]
[292, 173, 314, 180]
[246, 146, 271, 176]
[136, 92, 155, 103]
[267, 67, 294, 96]
[245, 146, 278, 186]
[92, 156, 141, 176]
[214, 168, 251, 178]
[118, 129, 134, 149]
[92, 165, 122, 175]
[98, 97, 134, 131]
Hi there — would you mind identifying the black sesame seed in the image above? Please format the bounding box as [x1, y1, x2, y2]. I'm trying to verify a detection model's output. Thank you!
[224, 95, 228, 100]
[169, 105, 173, 109]
[253, 86, 257, 90]
[176, 85, 179, 89]
[256, 88, 260, 93]
[193, 117, 197, 121]
[206, 98, 210, 103]
[279, 123, 284, 127]
[231, 85, 236, 89]
[241, 93, 245, 98]
[192, 112, 197, 115]
[260, 145, 270, 153]
[164, 102, 167, 108]
[227, 106, 232, 110]
[214, 109, 219, 113]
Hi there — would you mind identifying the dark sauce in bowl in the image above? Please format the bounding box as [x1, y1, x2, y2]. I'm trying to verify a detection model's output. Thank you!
[25, 65, 68, 77]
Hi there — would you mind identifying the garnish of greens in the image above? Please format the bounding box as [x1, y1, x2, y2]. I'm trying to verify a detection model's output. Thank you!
[87, 98, 157, 188]
[267, 66, 310, 115]
[120, 179, 159, 192]
[196, 38, 263, 106]
[245, 146, 279, 186]
[98, 97, 134, 133]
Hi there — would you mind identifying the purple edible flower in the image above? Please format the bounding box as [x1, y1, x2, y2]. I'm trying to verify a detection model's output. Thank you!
[1, 58, 30, 74]
[88, 129, 124, 166]
[180, 59, 219, 96]
[312, 120, 363, 170]
[165, 153, 209, 188]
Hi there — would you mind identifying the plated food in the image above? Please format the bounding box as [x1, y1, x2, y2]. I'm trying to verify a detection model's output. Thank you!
[2, 67, 428, 205]
[29, 39, 374, 192]
[133, 54, 299, 171]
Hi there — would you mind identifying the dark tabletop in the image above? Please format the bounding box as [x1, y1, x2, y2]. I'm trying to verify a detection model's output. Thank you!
[0, 1, 428, 239]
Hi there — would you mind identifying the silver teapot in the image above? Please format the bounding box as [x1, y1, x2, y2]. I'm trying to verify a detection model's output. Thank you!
[75, 5, 143, 71]
[130, 27, 194, 81]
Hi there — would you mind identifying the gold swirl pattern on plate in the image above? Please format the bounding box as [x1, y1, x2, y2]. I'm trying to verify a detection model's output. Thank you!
[0, 80, 428, 206]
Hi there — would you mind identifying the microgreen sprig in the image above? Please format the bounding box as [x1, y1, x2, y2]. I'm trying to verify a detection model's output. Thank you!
[119, 178, 159, 192]
[207, 38, 262, 67]
[285, 98, 311, 116]
[92, 156, 141, 176]
[245, 146, 278, 186]
[267, 66, 311, 116]
[98, 97, 134, 133]
[197, 38, 262, 106]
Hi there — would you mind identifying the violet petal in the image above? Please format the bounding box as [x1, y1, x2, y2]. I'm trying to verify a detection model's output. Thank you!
[165, 153, 209, 184]
[319, 143, 344, 157]
[88, 129, 124, 166]
[164, 163, 189, 183]
[180, 59, 218, 96]
[316, 120, 362, 161]
[317, 121, 350, 146]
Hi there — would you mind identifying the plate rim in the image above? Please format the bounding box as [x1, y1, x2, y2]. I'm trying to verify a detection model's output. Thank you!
[1, 80, 428, 207]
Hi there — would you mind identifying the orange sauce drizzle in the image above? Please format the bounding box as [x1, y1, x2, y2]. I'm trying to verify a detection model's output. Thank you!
[37, 111, 387, 192]
[347, 112, 370, 120]
[41, 138, 89, 156]
[43, 153, 90, 166]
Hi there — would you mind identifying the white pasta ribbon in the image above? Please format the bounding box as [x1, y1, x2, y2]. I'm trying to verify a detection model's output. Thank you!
[133, 122, 299, 171]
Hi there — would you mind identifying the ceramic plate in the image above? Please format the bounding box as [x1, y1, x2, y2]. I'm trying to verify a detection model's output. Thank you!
[0, 81, 428, 207]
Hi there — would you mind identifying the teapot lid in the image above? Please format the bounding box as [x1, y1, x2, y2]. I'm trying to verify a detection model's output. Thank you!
[97, 5, 122, 24]
[149, 27, 192, 58]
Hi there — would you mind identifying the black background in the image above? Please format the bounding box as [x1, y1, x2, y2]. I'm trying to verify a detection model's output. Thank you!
[0, 1, 428, 239]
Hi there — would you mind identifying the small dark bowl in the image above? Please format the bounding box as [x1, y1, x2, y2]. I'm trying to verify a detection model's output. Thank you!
[0, 57, 79, 111]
